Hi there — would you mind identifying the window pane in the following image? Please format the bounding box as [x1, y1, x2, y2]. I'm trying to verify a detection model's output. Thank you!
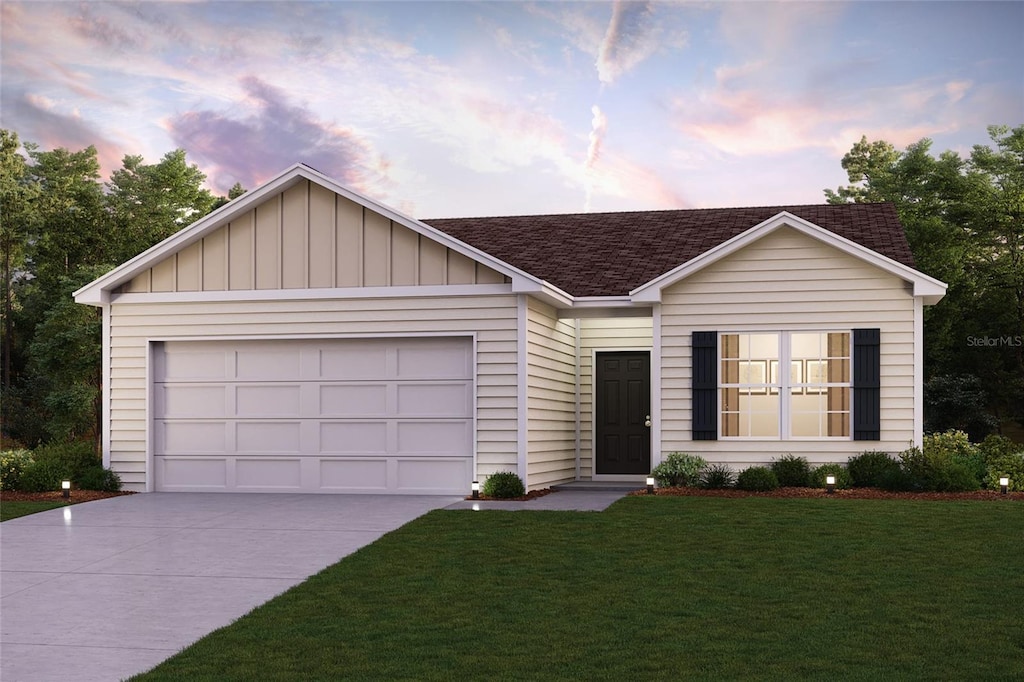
[788, 332, 851, 438]
[720, 332, 780, 437]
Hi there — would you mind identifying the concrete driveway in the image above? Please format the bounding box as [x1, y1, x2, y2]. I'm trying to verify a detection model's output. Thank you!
[1, 492, 459, 682]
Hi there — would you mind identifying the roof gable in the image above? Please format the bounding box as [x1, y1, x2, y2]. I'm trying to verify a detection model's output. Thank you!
[75, 164, 542, 305]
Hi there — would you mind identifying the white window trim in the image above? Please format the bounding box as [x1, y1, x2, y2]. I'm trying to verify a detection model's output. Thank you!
[719, 330, 853, 441]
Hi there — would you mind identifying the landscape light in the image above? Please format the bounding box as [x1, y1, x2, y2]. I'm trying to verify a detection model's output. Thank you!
[646, 476, 655, 495]
[999, 477, 1009, 495]
[826, 475, 836, 495]
[471, 481, 480, 500]
[61, 480, 71, 499]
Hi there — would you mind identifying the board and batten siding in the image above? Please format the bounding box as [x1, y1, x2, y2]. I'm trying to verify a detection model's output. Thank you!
[108, 295, 519, 491]
[578, 318, 654, 479]
[525, 298, 577, 489]
[119, 180, 508, 294]
[659, 226, 915, 469]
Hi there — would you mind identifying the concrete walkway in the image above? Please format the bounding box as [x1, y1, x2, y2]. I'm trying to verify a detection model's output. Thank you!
[0, 493, 458, 682]
[445, 488, 631, 511]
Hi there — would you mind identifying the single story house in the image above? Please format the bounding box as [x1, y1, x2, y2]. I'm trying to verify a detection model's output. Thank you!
[75, 164, 947, 494]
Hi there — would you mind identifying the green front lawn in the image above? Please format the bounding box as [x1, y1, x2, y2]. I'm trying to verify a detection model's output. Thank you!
[134, 497, 1023, 681]
[0, 500, 68, 521]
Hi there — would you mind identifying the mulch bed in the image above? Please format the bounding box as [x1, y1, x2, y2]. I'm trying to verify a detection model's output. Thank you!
[630, 486, 1024, 501]
[0, 490, 136, 503]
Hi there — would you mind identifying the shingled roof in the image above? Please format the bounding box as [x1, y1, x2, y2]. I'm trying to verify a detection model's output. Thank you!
[424, 203, 914, 298]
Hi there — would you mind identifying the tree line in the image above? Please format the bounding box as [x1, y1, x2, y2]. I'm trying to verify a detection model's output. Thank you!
[0, 125, 1021, 452]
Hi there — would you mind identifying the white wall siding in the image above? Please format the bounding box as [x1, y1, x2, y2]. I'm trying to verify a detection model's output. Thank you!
[578, 318, 654, 479]
[108, 294, 519, 491]
[525, 298, 577, 489]
[660, 226, 915, 469]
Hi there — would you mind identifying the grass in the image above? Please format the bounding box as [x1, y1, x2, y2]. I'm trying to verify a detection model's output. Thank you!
[133, 497, 1023, 681]
[0, 500, 68, 521]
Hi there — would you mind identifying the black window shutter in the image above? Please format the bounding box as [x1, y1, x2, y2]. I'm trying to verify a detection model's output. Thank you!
[853, 328, 881, 440]
[692, 331, 718, 440]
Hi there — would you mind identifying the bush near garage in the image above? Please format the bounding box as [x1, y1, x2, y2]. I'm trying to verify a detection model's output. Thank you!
[482, 471, 526, 499]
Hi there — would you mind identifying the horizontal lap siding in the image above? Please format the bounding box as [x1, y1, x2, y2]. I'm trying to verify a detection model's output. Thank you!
[579, 318, 653, 479]
[109, 294, 518, 491]
[525, 299, 577, 489]
[660, 227, 915, 469]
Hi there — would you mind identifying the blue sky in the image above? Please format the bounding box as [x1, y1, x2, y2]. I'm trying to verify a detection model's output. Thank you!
[2, 1, 1021, 218]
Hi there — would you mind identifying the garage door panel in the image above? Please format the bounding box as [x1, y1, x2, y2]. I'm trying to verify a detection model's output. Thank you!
[320, 421, 388, 453]
[158, 421, 227, 454]
[396, 421, 471, 454]
[320, 384, 389, 416]
[235, 459, 302, 489]
[320, 459, 389, 490]
[159, 457, 227, 489]
[236, 385, 303, 416]
[235, 421, 302, 453]
[395, 343, 471, 379]
[155, 337, 474, 494]
[396, 383, 472, 417]
[320, 345, 388, 379]
[235, 348, 303, 380]
[156, 385, 227, 418]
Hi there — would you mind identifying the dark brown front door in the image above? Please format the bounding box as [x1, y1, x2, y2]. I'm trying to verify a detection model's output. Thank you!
[595, 351, 651, 475]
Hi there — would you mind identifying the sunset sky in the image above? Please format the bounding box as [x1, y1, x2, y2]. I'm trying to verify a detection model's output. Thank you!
[2, 1, 1021, 218]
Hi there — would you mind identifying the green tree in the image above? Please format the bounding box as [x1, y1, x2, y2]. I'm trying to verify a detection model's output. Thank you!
[827, 126, 1024, 434]
[107, 149, 215, 263]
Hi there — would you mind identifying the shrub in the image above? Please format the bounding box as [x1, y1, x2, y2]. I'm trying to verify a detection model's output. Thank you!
[924, 430, 985, 485]
[1, 449, 34, 491]
[32, 441, 100, 481]
[877, 465, 914, 492]
[76, 466, 122, 492]
[652, 452, 707, 487]
[897, 444, 980, 492]
[736, 466, 779, 492]
[985, 452, 1024, 492]
[18, 458, 69, 492]
[482, 471, 525, 499]
[700, 464, 735, 489]
[770, 455, 811, 487]
[978, 434, 1019, 463]
[809, 463, 852, 490]
[847, 450, 900, 488]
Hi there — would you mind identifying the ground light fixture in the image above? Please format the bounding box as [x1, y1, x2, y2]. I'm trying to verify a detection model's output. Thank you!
[471, 481, 480, 500]
[61, 480, 71, 499]
[826, 475, 836, 495]
[1000, 477, 1009, 495]
[646, 476, 655, 495]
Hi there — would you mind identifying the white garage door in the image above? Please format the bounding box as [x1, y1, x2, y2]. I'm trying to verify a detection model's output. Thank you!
[153, 337, 474, 494]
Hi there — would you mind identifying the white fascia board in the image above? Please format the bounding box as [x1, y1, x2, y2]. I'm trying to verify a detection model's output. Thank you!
[75, 163, 548, 306]
[629, 211, 948, 304]
[110, 283, 513, 305]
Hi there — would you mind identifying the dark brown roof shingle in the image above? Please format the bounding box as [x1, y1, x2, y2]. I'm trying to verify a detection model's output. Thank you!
[423, 203, 914, 297]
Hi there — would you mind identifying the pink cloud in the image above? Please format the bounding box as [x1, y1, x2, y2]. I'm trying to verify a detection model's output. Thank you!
[165, 77, 391, 197]
[7, 92, 123, 173]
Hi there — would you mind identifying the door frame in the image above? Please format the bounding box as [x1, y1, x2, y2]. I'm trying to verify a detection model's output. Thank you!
[592, 348, 653, 480]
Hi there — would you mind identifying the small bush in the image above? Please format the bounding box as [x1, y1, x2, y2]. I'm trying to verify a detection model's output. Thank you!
[19, 458, 69, 493]
[847, 451, 900, 488]
[978, 434, 1019, 463]
[878, 465, 914, 492]
[809, 463, 852, 490]
[897, 444, 980, 492]
[700, 464, 735, 489]
[985, 452, 1024, 492]
[1, 449, 34, 491]
[652, 452, 707, 487]
[482, 471, 525, 498]
[770, 455, 811, 487]
[924, 430, 984, 485]
[736, 466, 779, 492]
[76, 466, 122, 492]
[32, 441, 100, 481]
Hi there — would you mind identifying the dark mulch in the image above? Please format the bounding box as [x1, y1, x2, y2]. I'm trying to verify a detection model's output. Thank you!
[0, 490, 136, 503]
[631, 486, 1024, 501]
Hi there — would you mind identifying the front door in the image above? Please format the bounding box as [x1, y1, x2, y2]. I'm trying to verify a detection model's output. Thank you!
[595, 351, 651, 475]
